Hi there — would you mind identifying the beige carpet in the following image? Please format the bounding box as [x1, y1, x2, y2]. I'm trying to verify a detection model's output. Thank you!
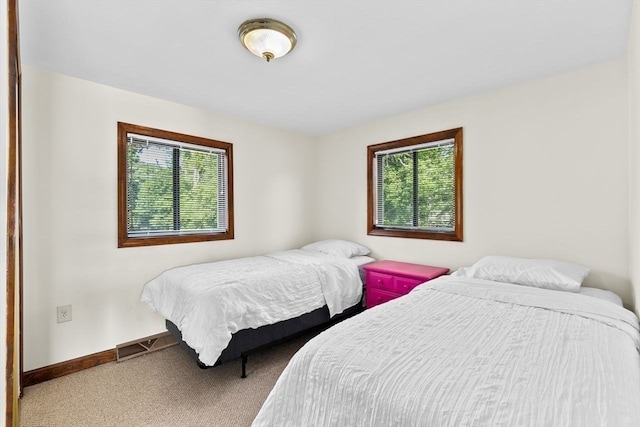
[20, 333, 314, 426]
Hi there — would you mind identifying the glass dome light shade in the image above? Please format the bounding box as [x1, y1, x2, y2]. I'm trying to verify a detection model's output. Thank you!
[238, 19, 297, 62]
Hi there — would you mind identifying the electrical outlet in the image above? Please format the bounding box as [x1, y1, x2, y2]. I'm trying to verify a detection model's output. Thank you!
[57, 305, 72, 323]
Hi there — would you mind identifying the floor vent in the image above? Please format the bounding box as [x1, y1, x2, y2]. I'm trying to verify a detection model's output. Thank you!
[116, 331, 177, 362]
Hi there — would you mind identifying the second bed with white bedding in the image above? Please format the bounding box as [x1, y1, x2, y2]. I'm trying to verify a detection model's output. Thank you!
[141, 249, 364, 366]
[253, 276, 640, 426]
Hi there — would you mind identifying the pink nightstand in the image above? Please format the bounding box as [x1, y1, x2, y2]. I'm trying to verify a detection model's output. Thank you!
[363, 260, 449, 308]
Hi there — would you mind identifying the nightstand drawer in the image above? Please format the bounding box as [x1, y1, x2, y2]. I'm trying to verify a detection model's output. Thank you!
[367, 271, 395, 292]
[394, 276, 423, 294]
[366, 288, 398, 308]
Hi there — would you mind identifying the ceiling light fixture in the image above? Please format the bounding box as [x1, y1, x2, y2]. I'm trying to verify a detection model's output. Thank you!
[238, 18, 297, 62]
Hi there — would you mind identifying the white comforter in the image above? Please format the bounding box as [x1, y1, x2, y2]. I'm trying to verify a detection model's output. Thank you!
[253, 276, 640, 427]
[141, 249, 362, 366]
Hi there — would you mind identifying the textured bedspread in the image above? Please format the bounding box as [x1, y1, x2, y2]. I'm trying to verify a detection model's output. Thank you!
[141, 249, 362, 366]
[253, 276, 640, 426]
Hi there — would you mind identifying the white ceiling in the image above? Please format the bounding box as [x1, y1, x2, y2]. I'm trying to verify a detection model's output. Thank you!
[19, 0, 633, 136]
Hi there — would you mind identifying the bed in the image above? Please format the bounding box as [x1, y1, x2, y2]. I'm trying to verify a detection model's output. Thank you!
[140, 239, 373, 375]
[253, 256, 640, 426]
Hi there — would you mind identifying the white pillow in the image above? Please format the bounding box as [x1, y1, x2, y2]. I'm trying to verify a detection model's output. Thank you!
[350, 255, 377, 267]
[458, 255, 589, 292]
[301, 239, 371, 258]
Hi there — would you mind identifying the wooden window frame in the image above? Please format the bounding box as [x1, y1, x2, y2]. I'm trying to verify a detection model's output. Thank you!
[117, 122, 234, 248]
[367, 127, 463, 241]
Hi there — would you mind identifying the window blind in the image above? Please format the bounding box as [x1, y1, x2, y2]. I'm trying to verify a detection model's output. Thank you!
[126, 134, 228, 237]
[375, 140, 455, 232]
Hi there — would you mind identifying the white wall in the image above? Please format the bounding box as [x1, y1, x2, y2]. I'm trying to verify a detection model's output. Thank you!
[21, 51, 634, 370]
[21, 66, 317, 370]
[315, 60, 631, 306]
[629, 0, 640, 316]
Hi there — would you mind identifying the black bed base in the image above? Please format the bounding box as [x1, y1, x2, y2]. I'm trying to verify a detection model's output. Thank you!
[166, 302, 364, 378]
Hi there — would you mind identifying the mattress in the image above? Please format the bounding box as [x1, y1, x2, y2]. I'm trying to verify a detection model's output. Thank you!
[253, 276, 640, 426]
[141, 249, 364, 366]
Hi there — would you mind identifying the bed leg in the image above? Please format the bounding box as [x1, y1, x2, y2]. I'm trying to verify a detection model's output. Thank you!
[241, 353, 248, 378]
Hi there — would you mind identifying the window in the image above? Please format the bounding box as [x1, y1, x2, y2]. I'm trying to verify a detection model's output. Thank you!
[367, 127, 463, 241]
[117, 122, 234, 247]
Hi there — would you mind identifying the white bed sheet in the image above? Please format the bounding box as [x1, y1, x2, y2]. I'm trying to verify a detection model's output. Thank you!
[253, 276, 640, 427]
[141, 249, 363, 366]
[578, 286, 624, 306]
